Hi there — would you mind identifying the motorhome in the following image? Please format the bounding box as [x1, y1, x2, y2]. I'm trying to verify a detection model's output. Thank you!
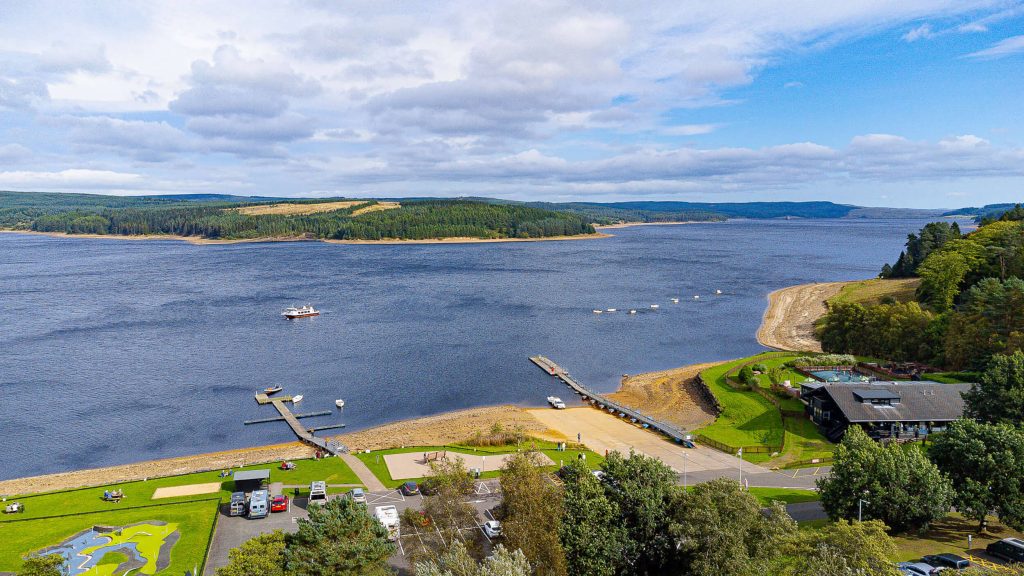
[229, 492, 247, 516]
[248, 490, 269, 519]
[308, 481, 328, 506]
[375, 505, 400, 541]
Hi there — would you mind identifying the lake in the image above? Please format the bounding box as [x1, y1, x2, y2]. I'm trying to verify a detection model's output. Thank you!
[0, 219, 938, 479]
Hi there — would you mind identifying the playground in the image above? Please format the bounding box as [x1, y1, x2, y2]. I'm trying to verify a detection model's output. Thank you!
[383, 450, 555, 480]
[37, 521, 179, 576]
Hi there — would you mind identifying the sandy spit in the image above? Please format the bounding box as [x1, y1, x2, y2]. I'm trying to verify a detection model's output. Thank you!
[757, 282, 849, 352]
[594, 221, 717, 230]
[0, 229, 609, 245]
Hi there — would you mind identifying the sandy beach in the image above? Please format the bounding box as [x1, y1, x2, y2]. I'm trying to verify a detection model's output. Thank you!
[607, 362, 722, 430]
[0, 405, 544, 495]
[594, 221, 716, 230]
[757, 282, 848, 352]
[0, 229, 609, 245]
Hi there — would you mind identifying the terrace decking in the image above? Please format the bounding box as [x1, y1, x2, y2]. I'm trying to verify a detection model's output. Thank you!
[529, 355, 690, 444]
[252, 393, 348, 455]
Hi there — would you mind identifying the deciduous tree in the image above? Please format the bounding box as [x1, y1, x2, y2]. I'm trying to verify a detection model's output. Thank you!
[783, 520, 900, 576]
[285, 496, 394, 576]
[217, 530, 287, 576]
[964, 351, 1024, 424]
[559, 460, 625, 576]
[499, 451, 566, 576]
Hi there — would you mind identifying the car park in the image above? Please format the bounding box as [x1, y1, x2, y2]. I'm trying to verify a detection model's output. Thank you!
[483, 520, 502, 538]
[400, 481, 420, 496]
[921, 554, 969, 571]
[348, 488, 366, 503]
[270, 495, 289, 512]
[987, 538, 1024, 563]
[896, 562, 935, 576]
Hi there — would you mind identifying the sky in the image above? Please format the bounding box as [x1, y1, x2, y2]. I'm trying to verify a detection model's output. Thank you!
[0, 1, 1022, 207]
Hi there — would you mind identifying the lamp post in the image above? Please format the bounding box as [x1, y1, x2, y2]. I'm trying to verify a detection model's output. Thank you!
[682, 451, 687, 490]
[736, 448, 743, 484]
[858, 498, 870, 522]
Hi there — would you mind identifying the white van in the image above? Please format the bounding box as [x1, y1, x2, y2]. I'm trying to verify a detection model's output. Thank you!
[309, 481, 328, 506]
[248, 490, 269, 519]
[375, 505, 400, 541]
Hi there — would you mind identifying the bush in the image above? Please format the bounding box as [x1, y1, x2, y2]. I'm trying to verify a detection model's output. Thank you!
[465, 423, 527, 447]
[751, 363, 768, 373]
[791, 354, 857, 367]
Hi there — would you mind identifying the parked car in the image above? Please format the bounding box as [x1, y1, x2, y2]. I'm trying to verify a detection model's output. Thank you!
[400, 481, 420, 496]
[987, 538, 1024, 563]
[921, 554, 969, 571]
[897, 562, 936, 576]
[348, 488, 366, 504]
[483, 520, 502, 538]
[270, 495, 289, 513]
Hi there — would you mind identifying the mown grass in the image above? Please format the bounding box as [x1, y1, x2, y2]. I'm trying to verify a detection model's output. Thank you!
[355, 440, 604, 488]
[923, 372, 982, 384]
[1, 456, 360, 522]
[0, 498, 219, 574]
[892, 513, 1024, 562]
[747, 487, 819, 506]
[829, 278, 921, 306]
[694, 355, 786, 451]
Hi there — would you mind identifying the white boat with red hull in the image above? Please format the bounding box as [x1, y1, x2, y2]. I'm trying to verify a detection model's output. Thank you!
[282, 305, 319, 319]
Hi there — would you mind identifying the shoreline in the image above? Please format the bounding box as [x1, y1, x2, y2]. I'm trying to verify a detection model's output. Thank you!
[593, 220, 719, 230]
[0, 229, 610, 246]
[757, 282, 849, 352]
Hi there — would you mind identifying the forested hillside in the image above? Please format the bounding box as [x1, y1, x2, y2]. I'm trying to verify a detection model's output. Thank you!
[821, 205, 1024, 369]
[0, 192, 595, 241]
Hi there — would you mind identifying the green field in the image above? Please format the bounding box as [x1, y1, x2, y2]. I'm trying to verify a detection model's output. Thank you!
[356, 440, 604, 488]
[891, 513, 1024, 562]
[0, 499, 218, 574]
[746, 487, 820, 506]
[695, 353, 834, 465]
[1, 457, 360, 523]
[829, 278, 921, 306]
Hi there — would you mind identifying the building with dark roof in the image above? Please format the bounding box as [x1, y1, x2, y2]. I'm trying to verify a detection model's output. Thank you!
[802, 381, 971, 442]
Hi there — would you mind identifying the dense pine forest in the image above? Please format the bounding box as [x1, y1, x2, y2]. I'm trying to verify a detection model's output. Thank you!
[0, 192, 595, 241]
[821, 205, 1024, 370]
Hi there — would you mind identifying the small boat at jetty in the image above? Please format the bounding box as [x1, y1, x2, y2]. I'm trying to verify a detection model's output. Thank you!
[547, 396, 566, 409]
[282, 305, 319, 319]
[264, 386, 283, 395]
[292, 395, 304, 403]
[335, 399, 345, 408]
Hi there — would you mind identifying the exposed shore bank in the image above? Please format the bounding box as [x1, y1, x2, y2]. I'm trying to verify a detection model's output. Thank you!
[608, 362, 722, 430]
[757, 282, 848, 352]
[593, 220, 717, 230]
[0, 229, 609, 245]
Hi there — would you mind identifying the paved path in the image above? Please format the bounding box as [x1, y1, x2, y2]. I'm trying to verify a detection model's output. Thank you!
[530, 407, 822, 489]
[785, 501, 827, 522]
[341, 453, 386, 491]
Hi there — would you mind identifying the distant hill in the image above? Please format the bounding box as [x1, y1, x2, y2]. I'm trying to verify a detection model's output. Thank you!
[943, 203, 1022, 222]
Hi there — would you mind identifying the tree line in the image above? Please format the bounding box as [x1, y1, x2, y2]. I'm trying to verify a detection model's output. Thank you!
[10, 198, 595, 241]
[822, 208, 1024, 370]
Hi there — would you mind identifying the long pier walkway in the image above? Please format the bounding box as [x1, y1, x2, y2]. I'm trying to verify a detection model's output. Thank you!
[254, 393, 348, 455]
[529, 356, 689, 444]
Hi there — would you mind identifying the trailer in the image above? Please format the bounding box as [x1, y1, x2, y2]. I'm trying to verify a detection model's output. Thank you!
[374, 505, 400, 541]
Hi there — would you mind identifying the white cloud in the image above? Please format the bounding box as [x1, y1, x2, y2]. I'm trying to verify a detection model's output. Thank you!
[966, 35, 1024, 59]
[902, 23, 935, 42]
[662, 124, 719, 136]
[0, 169, 141, 188]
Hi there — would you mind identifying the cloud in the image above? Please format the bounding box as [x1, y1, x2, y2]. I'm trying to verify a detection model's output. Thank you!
[784, 81, 804, 88]
[966, 35, 1024, 59]
[0, 169, 142, 189]
[35, 42, 111, 74]
[0, 76, 48, 109]
[63, 115, 193, 161]
[902, 23, 935, 42]
[662, 124, 719, 136]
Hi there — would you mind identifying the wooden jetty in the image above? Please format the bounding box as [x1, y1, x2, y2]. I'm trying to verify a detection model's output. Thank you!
[243, 411, 332, 425]
[529, 355, 689, 443]
[252, 393, 348, 455]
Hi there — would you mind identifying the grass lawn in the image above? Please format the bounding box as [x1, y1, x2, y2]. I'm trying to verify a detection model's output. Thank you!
[747, 487, 819, 506]
[694, 356, 786, 452]
[923, 372, 982, 384]
[892, 513, 1024, 562]
[829, 278, 921, 306]
[778, 417, 834, 465]
[355, 440, 605, 488]
[1, 456, 360, 522]
[0, 498, 219, 574]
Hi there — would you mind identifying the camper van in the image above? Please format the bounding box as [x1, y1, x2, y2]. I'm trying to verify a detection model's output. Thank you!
[375, 505, 400, 541]
[988, 538, 1024, 563]
[229, 492, 247, 517]
[308, 481, 328, 506]
[248, 490, 269, 519]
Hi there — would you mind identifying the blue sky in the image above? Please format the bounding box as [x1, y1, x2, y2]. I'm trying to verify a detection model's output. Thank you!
[0, 1, 1022, 207]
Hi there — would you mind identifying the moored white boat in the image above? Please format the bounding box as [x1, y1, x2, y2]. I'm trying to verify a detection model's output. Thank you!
[650, 304, 659, 309]
[546, 396, 566, 409]
[629, 309, 637, 314]
[592, 309, 603, 314]
[670, 298, 679, 303]
[335, 399, 345, 408]
[292, 394, 304, 403]
[606, 308, 617, 312]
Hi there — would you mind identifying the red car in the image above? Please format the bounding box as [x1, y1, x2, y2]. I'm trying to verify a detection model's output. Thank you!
[270, 495, 289, 512]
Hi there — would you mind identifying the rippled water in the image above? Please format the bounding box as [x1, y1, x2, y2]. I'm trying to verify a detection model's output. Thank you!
[0, 219, 936, 479]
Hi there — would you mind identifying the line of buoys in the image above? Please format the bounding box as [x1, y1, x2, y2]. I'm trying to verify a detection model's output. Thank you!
[592, 290, 723, 313]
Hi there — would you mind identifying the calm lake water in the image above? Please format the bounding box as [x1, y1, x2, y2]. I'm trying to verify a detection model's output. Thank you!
[0, 219, 939, 479]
